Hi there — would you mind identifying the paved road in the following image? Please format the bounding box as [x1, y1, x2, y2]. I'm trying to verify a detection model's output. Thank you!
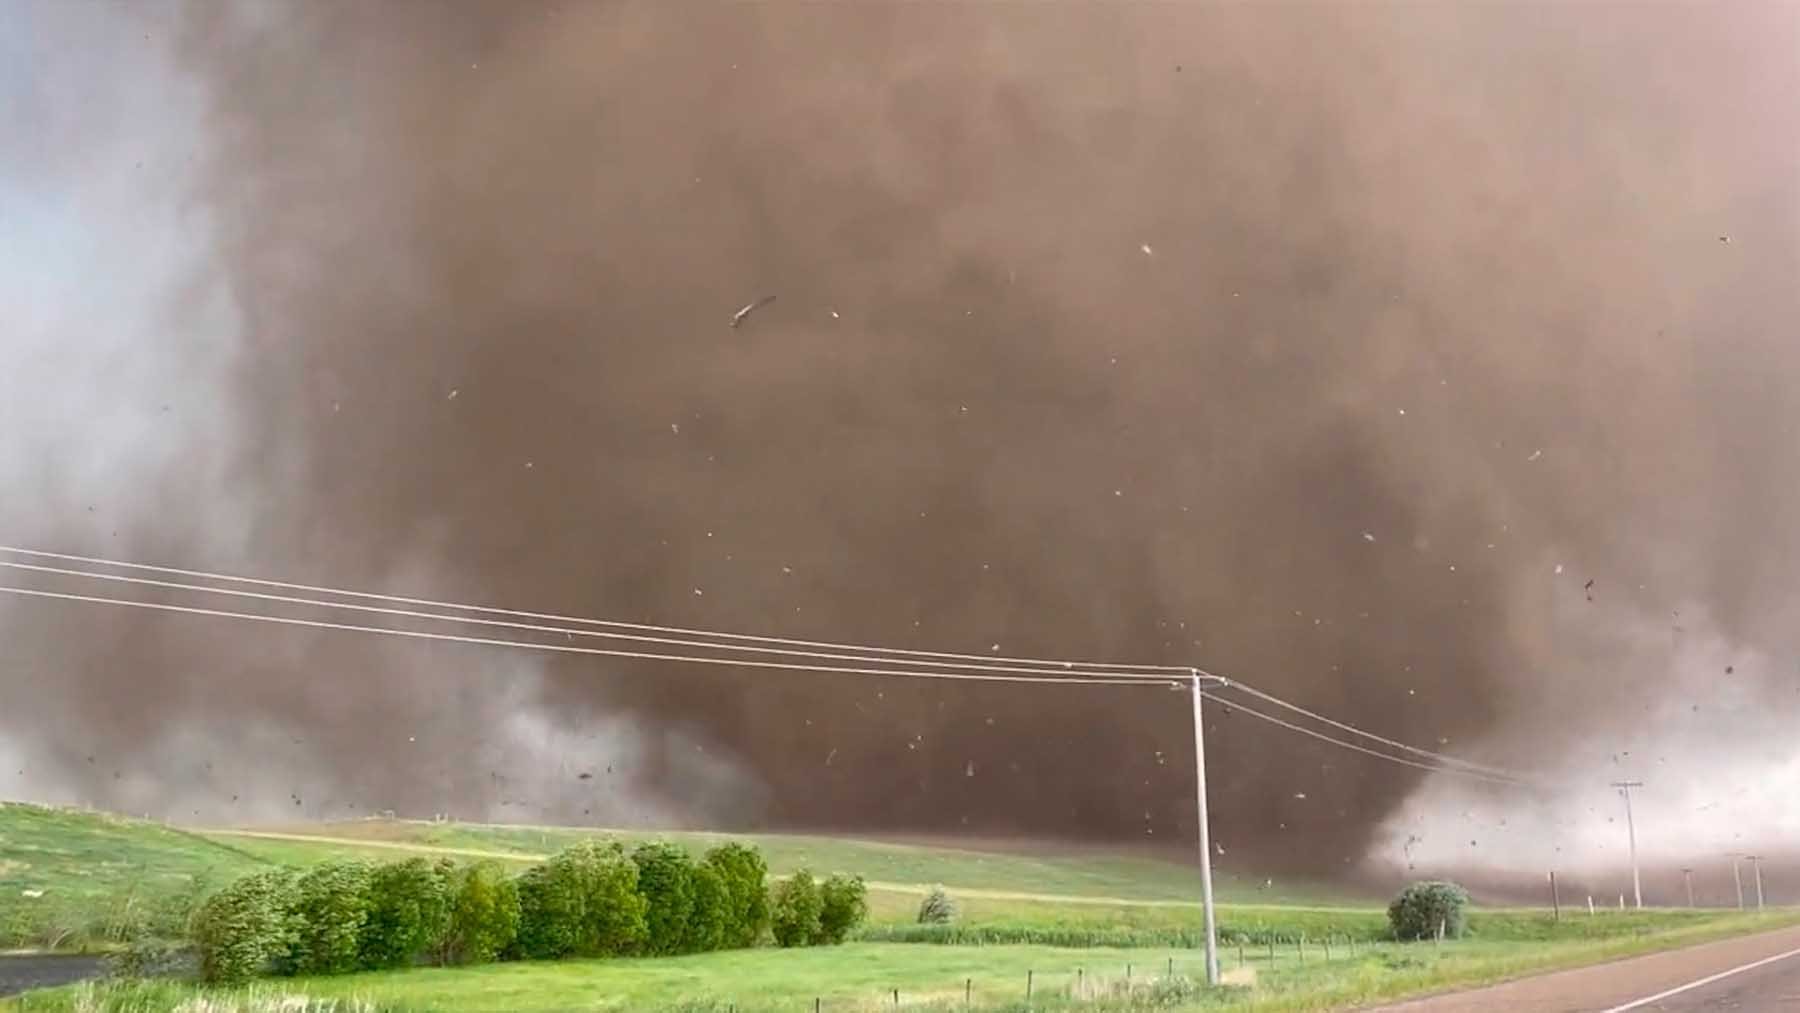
[1380, 923, 1800, 1011]
[0, 954, 106, 998]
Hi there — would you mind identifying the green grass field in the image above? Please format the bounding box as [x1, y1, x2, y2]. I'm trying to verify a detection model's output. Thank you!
[12, 912, 1799, 1012]
[5, 802, 1797, 1012]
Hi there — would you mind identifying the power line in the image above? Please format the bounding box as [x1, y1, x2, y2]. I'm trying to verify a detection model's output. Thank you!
[0, 545, 1187, 675]
[0, 560, 1169, 680]
[1205, 671, 1533, 782]
[0, 583, 1179, 688]
[1199, 689, 1540, 788]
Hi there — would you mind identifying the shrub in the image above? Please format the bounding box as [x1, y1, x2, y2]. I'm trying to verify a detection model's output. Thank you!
[358, 857, 451, 969]
[769, 870, 822, 948]
[1388, 880, 1470, 941]
[632, 843, 698, 955]
[516, 841, 646, 959]
[106, 937, 198, 980]
[703, 842, 770, 948]
[917, 886, 958, 925]
[685, 864, 729, 954]
[815, 874, 867, 945]
[286, 861, 374, 975]
[442, 861, 520, 966]
[192, 870, 298, 985]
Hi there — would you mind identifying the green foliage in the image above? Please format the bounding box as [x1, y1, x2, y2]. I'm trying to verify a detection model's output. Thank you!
[685, 863, 729, 954]
[916, 885, 958, 925]
[632, 843, 697, 955]
[516, 841, 646, 959]
[703, 842, 770, 949]
[286, 861, 374, 975]
[769, 870, 822, 948]
[442, 862, 520, 966]
[1389, 880, 1471, 941]
[814, 874, 867, 945]
[358, 858, 451, 970]
[192, 869, 298, 985]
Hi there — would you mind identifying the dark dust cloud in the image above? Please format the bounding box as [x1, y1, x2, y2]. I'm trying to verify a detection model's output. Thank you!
[1, 1, 1795, 873]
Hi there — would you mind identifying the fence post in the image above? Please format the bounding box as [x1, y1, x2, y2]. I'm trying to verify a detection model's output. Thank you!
[1268, 938, 1276, 965]
[1126, 961, 1132, 983]
[893, 988, 899, 1007]
[1298, 934, 1305, 963]
[1167, 956, 1173, 978]
[965, 977, 972, 1006]
[1237, 942, 1245, 967]
[1077, 967, 1084, 996]
[1550, 870, 1561, 922]
[1324, 935, 1332, 960]
[1027, 969, 1033, 1000]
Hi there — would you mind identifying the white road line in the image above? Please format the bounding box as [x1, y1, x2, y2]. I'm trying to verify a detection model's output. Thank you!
[1601, 944, 1800, 1012]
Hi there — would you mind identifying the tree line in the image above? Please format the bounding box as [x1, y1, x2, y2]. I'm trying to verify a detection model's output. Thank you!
[190, 839, 867, 984]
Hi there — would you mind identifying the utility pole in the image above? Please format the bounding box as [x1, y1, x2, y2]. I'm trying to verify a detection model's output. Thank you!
[1681, 868, 1694, 909]
[1732, 856, 1745, 910]
[1746, 856, 1765, 911]
[1188, 671, 1228, 987]
[1611, 781, 1644, 909]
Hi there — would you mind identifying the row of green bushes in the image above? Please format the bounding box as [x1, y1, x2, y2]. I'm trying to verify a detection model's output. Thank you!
[191, 841, 867, 983]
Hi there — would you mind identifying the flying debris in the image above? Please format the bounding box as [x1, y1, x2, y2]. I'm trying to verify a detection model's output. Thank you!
[730, 295, 776, 328]
[1362, 531, 1376, 542]
[1527, 449, 1543, 461]
[1584, 579, 1595, 601]
[578, 772, 592, 780]
[1140, 243, 1154, 256]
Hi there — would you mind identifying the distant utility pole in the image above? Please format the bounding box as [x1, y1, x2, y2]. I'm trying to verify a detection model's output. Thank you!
[1189, 671, 1230, 987]
[1681, 868, 1694, 909]
[1612, 781, 1645, 909]
[1746, 856, 1765, 911]
[1732, 856, 1745, 910]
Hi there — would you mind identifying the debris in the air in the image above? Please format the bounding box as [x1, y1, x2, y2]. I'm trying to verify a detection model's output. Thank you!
[1555, 564, 1564, 574]
[830, 310, 840, 319]
[670, 423, 680, 434]
[1362, 531, 1376, 542]
[990, 644, 1000, 652]
[578, 772, 593, 780]
[1584, 579, 1594, 601]
[1293, 792, 1307, 800]
[693, 588, 703, 596]
[1718, 235, 1730, 244]
[1140, 243, 1154, 256]
[1527, 449, 1543, 461]
[447, 389, 459, 400]
[965, 761, 976, 777]
[730, 295, 776, 328]
[1726, 665, 1733, 674]
[1397, 408, 1406, 416]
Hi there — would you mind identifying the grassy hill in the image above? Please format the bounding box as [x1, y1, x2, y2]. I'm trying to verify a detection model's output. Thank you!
[195, 818, 1366, 906]
[0, 803, 268, 949]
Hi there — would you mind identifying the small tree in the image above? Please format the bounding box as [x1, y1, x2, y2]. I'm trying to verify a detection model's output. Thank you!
[1388, 880, 1470, 941]
[632, 843, 698, 955]
[685, 864, 729, 954]
[770, 870, 822, 948]
[192, 870, 297, 984]
[815, 874, 868, 945]
[359, 857, 451, 969]
[516, 841, 647, 959]
[287, 861, 374, 975]
[704, 842, 770, 948]
[442, 862, 519, 965]
[916, 886, 958, 925]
